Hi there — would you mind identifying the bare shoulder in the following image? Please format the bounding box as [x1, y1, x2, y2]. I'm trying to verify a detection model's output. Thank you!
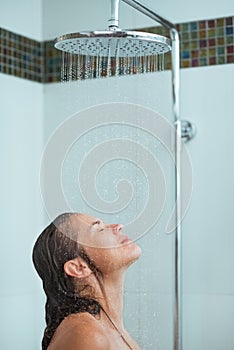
[49, 312, 110, 350]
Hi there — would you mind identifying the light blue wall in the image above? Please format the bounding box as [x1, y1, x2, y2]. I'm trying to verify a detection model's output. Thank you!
[0, 0, 42, 39]
[181, 65, 234, 349]
[0, 2, 45, 349]
[42, 0, 234, 40]
[0, 74, 45, 349]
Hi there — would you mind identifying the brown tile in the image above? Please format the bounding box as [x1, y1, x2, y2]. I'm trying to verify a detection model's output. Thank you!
[216, 18, 225, 26]
[208, 20, 215, 28]
[199, 21, 206, 29]
[181, 60, 190, 68]
[227, 55, 234, 63]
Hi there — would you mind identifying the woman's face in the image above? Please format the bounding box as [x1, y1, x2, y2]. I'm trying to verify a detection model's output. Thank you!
[67, 213, 142, 273]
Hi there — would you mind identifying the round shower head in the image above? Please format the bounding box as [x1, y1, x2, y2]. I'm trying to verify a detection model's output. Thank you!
[54, 30, 171, 57]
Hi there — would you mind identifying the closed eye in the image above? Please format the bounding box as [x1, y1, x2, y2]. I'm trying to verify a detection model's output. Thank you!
[91, 220, 105, 232]
[92, 220, 101, 226]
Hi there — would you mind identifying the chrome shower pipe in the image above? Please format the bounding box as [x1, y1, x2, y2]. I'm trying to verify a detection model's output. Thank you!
[109, 1, 183, 350]
[109, 0, 120, 28]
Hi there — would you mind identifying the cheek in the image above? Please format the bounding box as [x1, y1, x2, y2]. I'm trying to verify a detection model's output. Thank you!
[77, 229, 117, 249]
[84, 246, 123, 272]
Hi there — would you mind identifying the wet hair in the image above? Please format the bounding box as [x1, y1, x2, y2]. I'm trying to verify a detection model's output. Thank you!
[32, 213, 104, 350]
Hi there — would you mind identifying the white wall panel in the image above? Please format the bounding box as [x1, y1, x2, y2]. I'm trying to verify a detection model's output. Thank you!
[0, 0, 42, 39]
[42, 0, 234, 40]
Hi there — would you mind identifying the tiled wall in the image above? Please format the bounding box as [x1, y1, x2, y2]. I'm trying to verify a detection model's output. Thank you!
[154, 16, 234, 69]
[0, 28, 44, 82]
[0, 16, 233, 83]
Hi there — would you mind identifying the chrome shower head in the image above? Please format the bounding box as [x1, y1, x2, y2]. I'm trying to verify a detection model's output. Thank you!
[54, 0, 173, 81]
[54, 29, 171, 57]
[55, 29, 171, 81]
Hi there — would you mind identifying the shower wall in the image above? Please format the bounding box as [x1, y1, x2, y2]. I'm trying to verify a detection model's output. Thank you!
[0, 0, 42, 39]
[181, 64, 234, 349]
[0, 0, 233, 349]
[0, 1, 45, 349]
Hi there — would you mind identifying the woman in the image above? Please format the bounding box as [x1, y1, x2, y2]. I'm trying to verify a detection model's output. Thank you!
[32, 212, 142, 350]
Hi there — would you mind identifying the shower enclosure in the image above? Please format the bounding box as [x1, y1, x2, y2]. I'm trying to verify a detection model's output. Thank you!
[52, 1, 196, 349]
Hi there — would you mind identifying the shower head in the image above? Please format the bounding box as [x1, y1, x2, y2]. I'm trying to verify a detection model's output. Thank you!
[55, 29, 171, 81]
[54, 29, 171, 57]
[54, 0, 173, 81]
[55, 0, 172, 81]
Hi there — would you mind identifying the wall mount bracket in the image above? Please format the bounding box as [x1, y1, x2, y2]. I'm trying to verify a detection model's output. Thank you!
[175, 120, 196, 142]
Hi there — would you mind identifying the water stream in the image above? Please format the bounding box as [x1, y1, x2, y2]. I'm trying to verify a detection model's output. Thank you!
[61, 48, 166, 82]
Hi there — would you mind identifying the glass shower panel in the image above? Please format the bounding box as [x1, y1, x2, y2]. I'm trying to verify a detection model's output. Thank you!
[44, 70, 175, 350]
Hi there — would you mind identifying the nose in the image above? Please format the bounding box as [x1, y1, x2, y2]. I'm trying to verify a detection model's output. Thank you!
[110, 223, 123, 234]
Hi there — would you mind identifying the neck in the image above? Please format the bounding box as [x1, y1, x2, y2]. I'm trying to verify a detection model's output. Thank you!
[97, 269, 126, 329]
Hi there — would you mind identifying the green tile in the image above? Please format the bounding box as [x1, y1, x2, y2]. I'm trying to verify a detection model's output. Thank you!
[190, 41, 198, 49]
[182, 32, 189, 40]
[218, 56, 225, 64]
[200, 49, 207, 57]
[199, 57, 207, 66]
[216, 27, 224, 36]
[181, 42, 190, 50]
[208, 29, 216, 37]
[190, 31, 198, 39]
[226, 36, 234, 44]
[208, 48, 216, 56]
[181, 23, 189, 31]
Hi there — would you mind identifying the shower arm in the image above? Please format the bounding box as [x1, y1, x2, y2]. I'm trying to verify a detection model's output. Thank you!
[109, 0, 180, 122]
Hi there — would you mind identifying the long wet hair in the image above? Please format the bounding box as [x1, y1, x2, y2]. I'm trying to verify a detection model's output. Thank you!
[32, 213, 104, 350]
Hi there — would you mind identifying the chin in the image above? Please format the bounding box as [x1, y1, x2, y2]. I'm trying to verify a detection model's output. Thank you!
[125, 241, 142, 265]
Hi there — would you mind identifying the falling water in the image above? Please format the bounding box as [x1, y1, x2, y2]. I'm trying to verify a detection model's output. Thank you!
[106, 39, 112, 78]
[60, 41, 166, 83]
[61, 51, 68, 82]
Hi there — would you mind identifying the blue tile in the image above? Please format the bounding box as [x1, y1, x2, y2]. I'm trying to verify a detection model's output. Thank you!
[190, 22, 198, 31]
[217, 47, 224, 55]
[226, 27, 233, 35]
[182, 51, 190, 59]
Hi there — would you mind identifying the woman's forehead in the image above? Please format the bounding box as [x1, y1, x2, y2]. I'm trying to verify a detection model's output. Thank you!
[75, 213, 100, 225]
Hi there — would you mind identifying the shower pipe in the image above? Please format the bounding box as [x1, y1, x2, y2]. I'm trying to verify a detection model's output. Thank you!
[110, 1, 195, 350]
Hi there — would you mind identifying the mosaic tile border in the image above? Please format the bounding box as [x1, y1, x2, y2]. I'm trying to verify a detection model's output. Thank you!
[0, 28, 44, 82]
[0, 15, 233, 83]
[145, 16, 234, 69]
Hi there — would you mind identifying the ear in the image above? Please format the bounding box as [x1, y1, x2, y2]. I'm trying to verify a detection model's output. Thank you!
[64, 257, 92, 279]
